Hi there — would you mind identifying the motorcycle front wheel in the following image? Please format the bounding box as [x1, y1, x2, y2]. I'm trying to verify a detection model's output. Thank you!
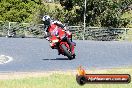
[61, 44, 73, 60]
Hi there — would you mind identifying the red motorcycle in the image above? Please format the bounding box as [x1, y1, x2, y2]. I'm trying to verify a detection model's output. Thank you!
[47, 24, 76, 60]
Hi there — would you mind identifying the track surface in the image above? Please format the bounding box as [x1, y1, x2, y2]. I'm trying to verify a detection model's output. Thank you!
[0, 38, 132, 72]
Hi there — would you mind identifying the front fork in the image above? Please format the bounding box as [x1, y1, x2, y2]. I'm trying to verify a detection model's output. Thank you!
[67, 38, 76, 55]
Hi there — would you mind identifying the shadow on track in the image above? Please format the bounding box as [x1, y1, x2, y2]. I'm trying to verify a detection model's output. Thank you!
[42, 58, 69, 60]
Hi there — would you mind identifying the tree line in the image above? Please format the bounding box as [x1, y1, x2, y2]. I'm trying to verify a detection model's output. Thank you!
[0, 0, 131, 27]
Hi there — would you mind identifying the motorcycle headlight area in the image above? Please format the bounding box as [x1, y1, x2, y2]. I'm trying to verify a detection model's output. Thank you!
[52, 39, 59, 43]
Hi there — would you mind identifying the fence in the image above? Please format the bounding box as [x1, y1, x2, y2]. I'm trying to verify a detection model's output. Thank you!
[0, 21, 44, 38]
[66, 26, 132, 41]
[0, 21, 132, 41]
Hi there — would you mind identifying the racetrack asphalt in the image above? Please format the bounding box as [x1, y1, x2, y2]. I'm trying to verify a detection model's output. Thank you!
[0, 37, 132, 72]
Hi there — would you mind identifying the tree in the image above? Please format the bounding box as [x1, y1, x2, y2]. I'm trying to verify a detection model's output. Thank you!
[0, 0, 46, 23]
[69, 0, 131, 27]
[60, 0, 73, 10]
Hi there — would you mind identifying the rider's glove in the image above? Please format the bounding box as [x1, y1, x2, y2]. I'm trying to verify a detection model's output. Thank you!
[66, 30, 72, 35]
[63, 26, 67, 31]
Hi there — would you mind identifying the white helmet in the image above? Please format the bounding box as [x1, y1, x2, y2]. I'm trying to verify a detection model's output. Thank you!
[42, 15, 50, 21]
[42, 15, 51, 25]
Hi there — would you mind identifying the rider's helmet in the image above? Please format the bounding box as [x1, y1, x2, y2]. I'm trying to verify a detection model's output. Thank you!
[42, 15, 51, 26]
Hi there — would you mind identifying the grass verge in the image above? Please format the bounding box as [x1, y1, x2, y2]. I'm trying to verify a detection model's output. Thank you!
[0, 68, 132, 88]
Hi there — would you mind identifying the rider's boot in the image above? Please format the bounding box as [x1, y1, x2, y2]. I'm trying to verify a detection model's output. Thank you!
[58, 50, 61, 55]
[57, 47, 61, 55]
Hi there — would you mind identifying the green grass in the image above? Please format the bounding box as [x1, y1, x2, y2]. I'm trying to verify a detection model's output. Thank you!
[125, 29, 132, 41]
[0, 68, 132, 88]
[122, 10, 132, 28]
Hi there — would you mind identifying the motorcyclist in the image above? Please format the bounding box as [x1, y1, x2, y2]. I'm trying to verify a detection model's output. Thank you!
[42, 15, 73, 55]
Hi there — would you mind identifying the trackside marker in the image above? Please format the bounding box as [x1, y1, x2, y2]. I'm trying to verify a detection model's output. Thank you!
[0, 55, 13, 64]
[76, 66, 131, 85]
